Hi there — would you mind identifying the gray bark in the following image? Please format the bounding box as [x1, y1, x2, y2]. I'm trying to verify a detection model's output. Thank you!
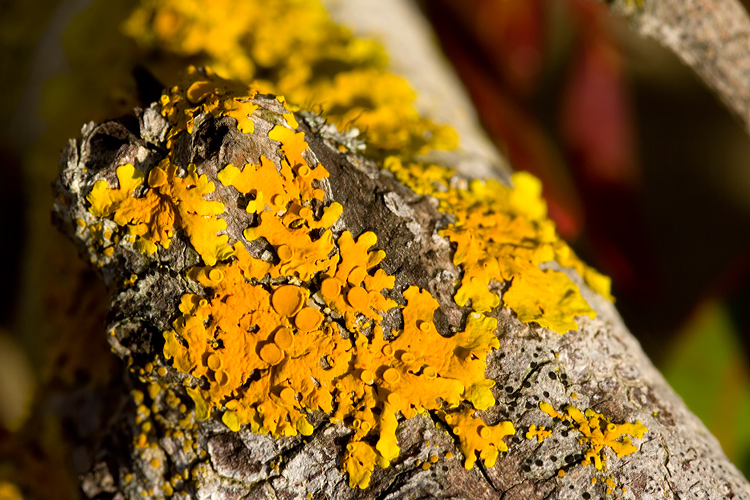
[603, 0, 750, 134]
[52, 94, 750, 499]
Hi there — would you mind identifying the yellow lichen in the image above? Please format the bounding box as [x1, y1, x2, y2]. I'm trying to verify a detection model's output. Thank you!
[77, 0, 612, 487]
[35, 12, 462, 496]
[318, 231, 397, 331]
[539, 401, 565, 420]
[383, 157, 610, 333]
[438, 409, 516, 469]
[87, 159, 233, 265]
[166, 268, 509, 485]
[123, 0, 456, 157]
[343, 441, 379, 490]
[526, 424, 552, 443]
[539, 402, 647, 470]
[159, 68, 258, 147]
[149, 74, 515, 489]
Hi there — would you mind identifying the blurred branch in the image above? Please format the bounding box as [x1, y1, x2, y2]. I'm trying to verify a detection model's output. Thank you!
[603, 0, 750, 133]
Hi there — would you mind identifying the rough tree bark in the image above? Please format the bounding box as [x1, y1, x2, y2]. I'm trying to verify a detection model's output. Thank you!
[52, 91, 750, 499]
[603, 0, 750, 134]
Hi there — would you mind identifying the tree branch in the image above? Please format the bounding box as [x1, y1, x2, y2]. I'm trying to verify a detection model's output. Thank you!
[604, 0, 750, 133]
[51, 87, 750, 499]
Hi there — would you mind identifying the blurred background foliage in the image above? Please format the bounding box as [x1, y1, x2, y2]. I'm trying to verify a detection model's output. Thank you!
[0, 0, 749, 492]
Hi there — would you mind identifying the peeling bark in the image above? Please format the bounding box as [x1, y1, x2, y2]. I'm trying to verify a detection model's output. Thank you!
[52, 98, 750, 499]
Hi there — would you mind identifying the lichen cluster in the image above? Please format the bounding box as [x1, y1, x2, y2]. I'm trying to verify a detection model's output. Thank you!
[539, 402, 648, 470]
[383, 157, 612, 333]
[87, 161, 232, 264]
[86, 70, 517, 488]
[123, 0, 457, 157]
[74, 0, 632, 492]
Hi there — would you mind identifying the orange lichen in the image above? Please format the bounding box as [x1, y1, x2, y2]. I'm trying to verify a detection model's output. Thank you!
[217, 138, 343, 282]
[159, 68, 258, 146]
[268, 126, 308, 167]
[245, 210, 338, 282]
[87, 160, 233, 265]
[75, 23, 608, 485]
[318, 231, 397, 331]
[166, 270, 511, 485]
[123, 382, 201, 499]
[383, 157, 611, 333]
[38, 15, 461, 500]
[56, 0, 622, 492]
[138, 73, 514, 489]
[218, 156, 296, 214]
[539, 402, 647, 470]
